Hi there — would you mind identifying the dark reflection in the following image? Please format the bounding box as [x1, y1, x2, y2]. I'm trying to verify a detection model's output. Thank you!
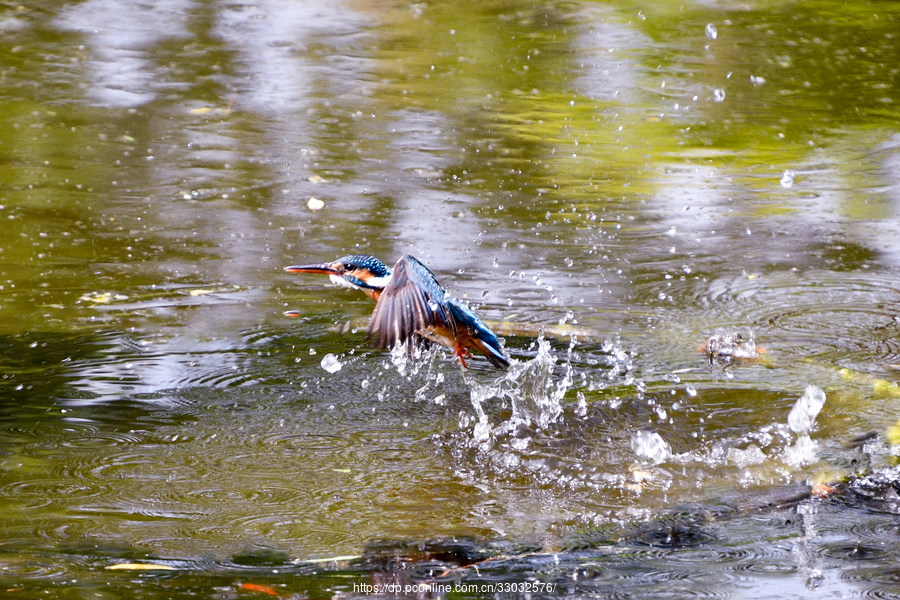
[632, 524, 716, 549]
[0, 331, 121, 408]
[229, 545, 293, 569]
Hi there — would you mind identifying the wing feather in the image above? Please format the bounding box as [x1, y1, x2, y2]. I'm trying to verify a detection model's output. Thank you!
[368, 255, 455, 349]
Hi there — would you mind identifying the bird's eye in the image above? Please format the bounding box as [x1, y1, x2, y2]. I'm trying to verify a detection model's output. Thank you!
[344, 263, 355, 270]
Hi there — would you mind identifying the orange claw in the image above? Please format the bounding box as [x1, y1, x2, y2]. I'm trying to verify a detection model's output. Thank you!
[455, 344, 469, 367]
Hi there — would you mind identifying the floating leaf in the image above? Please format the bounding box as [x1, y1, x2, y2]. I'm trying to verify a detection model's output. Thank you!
[298, 555, 361, 564]
[106, 563, 176, 571]
[811, 483, 836, 498]
[239, 582, 280, 596]
[80, 291, 127, 303]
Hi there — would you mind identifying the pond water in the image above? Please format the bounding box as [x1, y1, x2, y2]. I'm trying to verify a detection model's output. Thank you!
[2, 0, 900, 597]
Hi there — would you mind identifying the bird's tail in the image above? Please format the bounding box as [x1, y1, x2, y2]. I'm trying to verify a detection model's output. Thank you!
[447, 299, 510, 369]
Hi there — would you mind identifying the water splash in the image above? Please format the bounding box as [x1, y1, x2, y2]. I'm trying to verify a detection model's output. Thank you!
[632, 430, 671, 464]
[465, 336, 575, 445]
[783, 385, 826, 467]
[787, 385, 826, 434]
[780, 169, 795, 188]
[320, 353, 343, 374]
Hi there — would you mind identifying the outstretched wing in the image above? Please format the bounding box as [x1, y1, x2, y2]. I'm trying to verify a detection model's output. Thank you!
[367, 255, 456, 349]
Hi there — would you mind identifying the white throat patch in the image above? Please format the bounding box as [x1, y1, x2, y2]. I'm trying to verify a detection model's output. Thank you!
[329, 274, 361, 290]
[366, 275, 392, 289]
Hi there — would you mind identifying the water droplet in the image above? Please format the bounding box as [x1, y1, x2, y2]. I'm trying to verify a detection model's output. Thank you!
[493, 258, 499, 267]
[320, 353, 342, 374]
[686, 385, 697, 397]
[705, 23, 717, 39]
[780, 170, 795, 188]
[458, 268, 465, 274]
[309, 348, 317, 356]
[713, 88, 726, 102]
[576, 391, 587, 417]
[510, 436, 530, 450]
[632, 430, 671, 464]
[473, 419, 492, 443]
[787, 385, 826, 434]
[564, 257, 574, 267]
[750, 75, 766, 86]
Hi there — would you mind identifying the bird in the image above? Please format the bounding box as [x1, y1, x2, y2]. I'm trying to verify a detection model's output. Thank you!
[284, 254, 509, 369]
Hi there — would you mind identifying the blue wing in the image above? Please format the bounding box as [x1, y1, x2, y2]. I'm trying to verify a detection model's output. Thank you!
[367, 255, 456, 350]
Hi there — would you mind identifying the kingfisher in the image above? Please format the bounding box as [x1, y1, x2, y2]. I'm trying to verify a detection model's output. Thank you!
[284, 254, 509, 369]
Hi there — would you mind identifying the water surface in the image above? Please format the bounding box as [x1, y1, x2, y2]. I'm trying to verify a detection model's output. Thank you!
[2, 0, 900, 597]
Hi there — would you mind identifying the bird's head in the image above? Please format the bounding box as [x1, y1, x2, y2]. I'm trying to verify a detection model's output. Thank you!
[284, 254, 392, 296]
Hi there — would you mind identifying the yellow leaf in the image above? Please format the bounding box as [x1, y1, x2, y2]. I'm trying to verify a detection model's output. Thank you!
[106, 563, 176, 571]
[300, 555, 361, 564]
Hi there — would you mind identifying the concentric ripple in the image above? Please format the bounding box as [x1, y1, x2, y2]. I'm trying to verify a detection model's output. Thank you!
[697, 270, 900, 368]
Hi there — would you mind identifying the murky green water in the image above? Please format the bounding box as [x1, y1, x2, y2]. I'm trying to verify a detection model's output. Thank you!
[2, 0, 900, 597]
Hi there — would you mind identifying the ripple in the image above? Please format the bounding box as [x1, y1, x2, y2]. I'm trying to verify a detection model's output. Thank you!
[821, 542, 888, 562]
[261, 432, 350, 452]
[405, 561, 460, 583]
[62, 336, 265, 404]
[0, 478, 111, 506]
[632, 526, 716, 549]
[648, 547, 742, 565]
[58, 430, 148, 449]
[847, 519, 900, 541]
[577, 576, 732, 600]
[734, 561, 797, 575]
[843, 566, 900, 587]
[0, 557, 70, 581]
[696, 270, 900, 366]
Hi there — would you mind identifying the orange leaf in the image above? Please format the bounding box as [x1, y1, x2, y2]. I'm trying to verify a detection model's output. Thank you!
[239, 583, 280, 596]
[812, 483, 835, 498]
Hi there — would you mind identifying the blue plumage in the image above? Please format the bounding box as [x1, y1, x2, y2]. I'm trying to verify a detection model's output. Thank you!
[285, 254, 508, 369]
